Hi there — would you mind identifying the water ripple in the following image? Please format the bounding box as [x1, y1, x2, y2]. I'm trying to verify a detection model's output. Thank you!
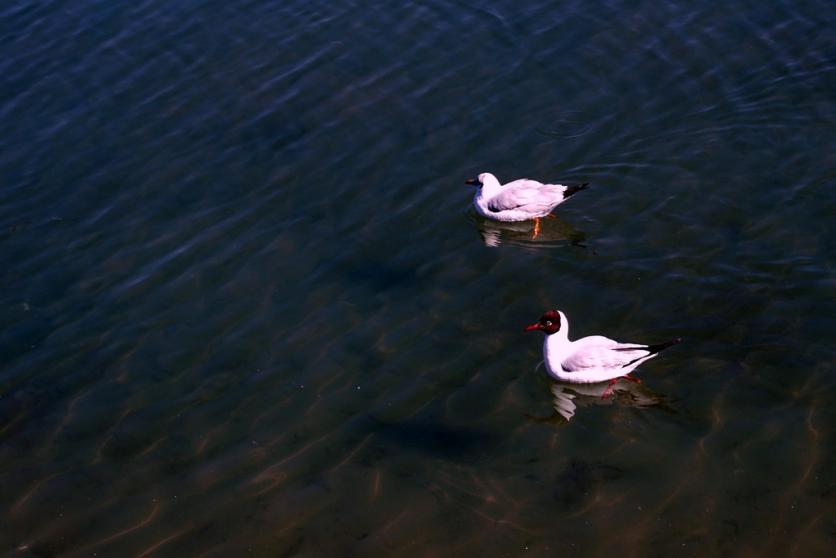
[1, 0, 835, 555]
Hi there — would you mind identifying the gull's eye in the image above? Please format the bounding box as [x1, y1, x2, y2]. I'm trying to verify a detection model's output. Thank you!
[544, 321, 553, 326]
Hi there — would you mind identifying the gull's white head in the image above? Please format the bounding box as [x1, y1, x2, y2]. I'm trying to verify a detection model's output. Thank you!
[465, 172, 500, 189]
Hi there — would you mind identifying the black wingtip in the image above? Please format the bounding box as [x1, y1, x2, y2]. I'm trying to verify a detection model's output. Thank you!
[647, 337, 682, 354]
[564, 182, 590, 197]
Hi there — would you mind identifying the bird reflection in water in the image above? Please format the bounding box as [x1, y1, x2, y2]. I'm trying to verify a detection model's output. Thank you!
[530, 379, 674, 424]
[473, 214, 587, 249]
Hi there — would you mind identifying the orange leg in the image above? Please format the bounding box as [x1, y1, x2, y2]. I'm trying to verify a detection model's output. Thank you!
[546, 213, 556, 219]
[532, 217, 541, 239]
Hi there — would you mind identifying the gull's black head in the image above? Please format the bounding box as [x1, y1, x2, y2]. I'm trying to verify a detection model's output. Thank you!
[465, 177, 482, 187]
[524, 310, 562, 334]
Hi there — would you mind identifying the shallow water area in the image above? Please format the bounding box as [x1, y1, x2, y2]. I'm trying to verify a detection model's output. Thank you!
[1, 0, 835, 556]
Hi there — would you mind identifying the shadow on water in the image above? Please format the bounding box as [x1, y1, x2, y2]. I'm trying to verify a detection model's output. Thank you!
[552, 459, 625, 510]
[343, 259, 421, 292]
[528, 378, 676, 425]
[471, 213, 588, 250]
[364, 415, 500, 460]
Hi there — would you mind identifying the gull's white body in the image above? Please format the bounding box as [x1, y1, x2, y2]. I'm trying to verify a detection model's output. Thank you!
[542, 311, 665, 383]
[473, 173, 583, 222]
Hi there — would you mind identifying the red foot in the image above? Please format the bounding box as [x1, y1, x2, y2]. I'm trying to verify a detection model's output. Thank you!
[600, 378, 618, 400]
[601, 375, 640, 399]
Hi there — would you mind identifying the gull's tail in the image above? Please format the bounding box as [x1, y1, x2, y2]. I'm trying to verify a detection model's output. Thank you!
[616, 337, 681, 368]
[563, 182, 590, 198]
[645, 337, 682, 355]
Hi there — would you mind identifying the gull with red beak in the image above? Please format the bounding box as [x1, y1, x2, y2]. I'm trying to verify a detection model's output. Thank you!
[465, 172, 589, 239]
[525, 310, 680, 398]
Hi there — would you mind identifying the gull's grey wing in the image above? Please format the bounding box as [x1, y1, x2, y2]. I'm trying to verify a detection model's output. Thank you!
[561, 340, 650, 372]
[486, 180, 567, 212]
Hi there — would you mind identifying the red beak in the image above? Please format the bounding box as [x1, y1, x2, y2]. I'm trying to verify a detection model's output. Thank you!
[524, 323, 541, 332]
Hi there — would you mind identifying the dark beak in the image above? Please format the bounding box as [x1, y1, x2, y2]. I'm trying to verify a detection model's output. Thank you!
[524, 323, 541, 332]
[465, 177, 481, 186]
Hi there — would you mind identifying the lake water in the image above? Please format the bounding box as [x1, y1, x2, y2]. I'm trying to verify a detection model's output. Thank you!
[2, 0, 834, 556]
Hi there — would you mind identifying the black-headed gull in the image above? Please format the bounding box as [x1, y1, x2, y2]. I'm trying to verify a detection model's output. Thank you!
[465, 172, 589, 238]
[525, 310, 680, 398]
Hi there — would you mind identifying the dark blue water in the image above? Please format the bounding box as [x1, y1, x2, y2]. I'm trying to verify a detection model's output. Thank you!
[2, 1, 835, 556]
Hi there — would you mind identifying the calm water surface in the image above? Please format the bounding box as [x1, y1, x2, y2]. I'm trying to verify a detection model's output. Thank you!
[2, 0, 835, 556]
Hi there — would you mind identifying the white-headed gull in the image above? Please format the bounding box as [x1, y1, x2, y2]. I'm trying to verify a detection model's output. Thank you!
[525, 310, 680, 398]
[466, 172, 589, 238]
